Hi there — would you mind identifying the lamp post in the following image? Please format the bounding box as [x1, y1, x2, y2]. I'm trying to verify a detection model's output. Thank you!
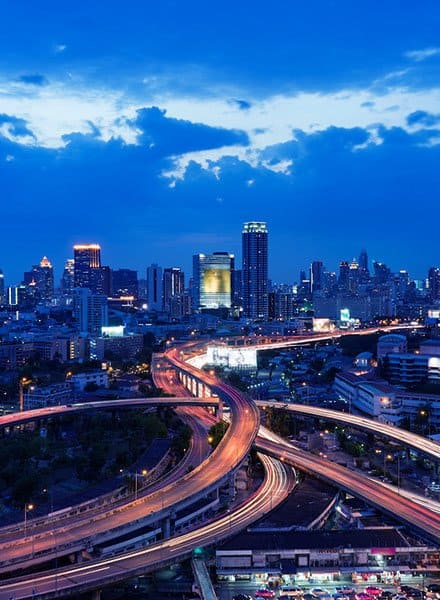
[19, 377, 32, 412]
[134, 469, 148, 500]
[24, 503, 34, 538]
[384, 453, 393, 478]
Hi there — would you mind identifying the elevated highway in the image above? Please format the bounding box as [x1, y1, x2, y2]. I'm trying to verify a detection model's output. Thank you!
[0, 396, 218, 429]
[0, 351, 260, 572]
[257, 401, 440, 462]
[256, 433, 440, 543]
[0, 454, 295, 599]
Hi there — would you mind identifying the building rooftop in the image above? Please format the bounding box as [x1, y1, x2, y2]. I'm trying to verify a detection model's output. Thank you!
[218, 527, 410, 552]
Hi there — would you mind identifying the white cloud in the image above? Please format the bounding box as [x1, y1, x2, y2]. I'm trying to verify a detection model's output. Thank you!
[54, 44, 67, 54]
[405, 47, 440, 62]
[1, 64, 440, 181]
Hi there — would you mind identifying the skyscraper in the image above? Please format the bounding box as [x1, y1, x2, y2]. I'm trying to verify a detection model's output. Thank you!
[311, 260, 324, 295]
[73, 244, 103, 293]
[146, 264, 163, 311]
[242, 221, 268, 320]
[23, 256, 54, 301]
[163, 267, 185, 312]
[428, 267, 440, 301]
[192, 253, 234, 310]
[359, 248, 369, 271]
[72, 288, 108, 335]
[62, 259, 75, 295]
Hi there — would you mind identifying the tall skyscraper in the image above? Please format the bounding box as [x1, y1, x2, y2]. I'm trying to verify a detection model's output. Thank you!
[193, 253, 234, 310]
[23, 256, 54, 301]
[146, 264, 163, 311]
[311, 260, 324, 295]
[242, 221, 268, 320]
[338, 261, 350, 291]
[428, 267, 440, 301]
[163, 267, 185, 312]
[358, 248, 369, 272]
[73, 244, 103, 293]
[62, 259, 75, 295]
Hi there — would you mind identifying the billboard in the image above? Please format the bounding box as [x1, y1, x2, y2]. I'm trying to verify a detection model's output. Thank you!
[101, 325, 125, 337]
[200, 264, 231, 308]
[206, 345, 257, 369]
[340, 308, 350, 322]
[202, 267, 231, 295]
[313, 318, 335, 333]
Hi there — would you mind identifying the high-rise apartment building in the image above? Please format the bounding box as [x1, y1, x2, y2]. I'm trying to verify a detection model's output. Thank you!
[72, 288, 108, 335]
[146, 264, 163, 311]
[428, 267, 440, 302]
[193, 253, 234, 310]
[163, 268, 185, 312]
[242, 221, 268, 320]
[62, 259, 75, 295]
[311, 260, 324, 295]
[73, 244, 103, 293]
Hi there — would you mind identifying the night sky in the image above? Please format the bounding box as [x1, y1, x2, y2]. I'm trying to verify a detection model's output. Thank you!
[1, 1, 439, 284]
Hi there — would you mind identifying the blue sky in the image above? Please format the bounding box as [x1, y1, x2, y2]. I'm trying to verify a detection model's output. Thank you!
[1, 0, 440, 284]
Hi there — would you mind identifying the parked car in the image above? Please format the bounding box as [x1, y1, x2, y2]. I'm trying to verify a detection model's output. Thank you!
[337, 588, 356, 596]
[365, 587, 382, 596]
[255, 590, 276, 599]
[281, 587, 304, 598]
[355, 593, 372, 600]
[232, 595, 253, 600]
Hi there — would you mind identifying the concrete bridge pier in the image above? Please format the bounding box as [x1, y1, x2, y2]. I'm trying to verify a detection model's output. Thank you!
[90, 590, 101, 600]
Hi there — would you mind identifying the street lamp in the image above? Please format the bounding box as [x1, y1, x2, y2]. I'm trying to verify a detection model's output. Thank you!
[24, 503, 34, 537]
[384, 454, 393, 477]
[134, 469, 148, 500]
[19, 377, 32, 412]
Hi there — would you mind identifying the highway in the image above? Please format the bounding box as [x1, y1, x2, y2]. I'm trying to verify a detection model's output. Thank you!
[0, 396, 218, 429]
[0, 350, 260, 571]
[154, 358, 440, 542]
[0, 454, 295, 599]
[219, 324, 423, 350]
[257, 401, 440, 462]
[255, 435, 440, 542]
[0, 323, 435, 594]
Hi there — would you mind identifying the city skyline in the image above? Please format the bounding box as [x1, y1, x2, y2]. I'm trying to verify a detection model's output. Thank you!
[1, 2, 440, 283]
[1, 232, 439, 287]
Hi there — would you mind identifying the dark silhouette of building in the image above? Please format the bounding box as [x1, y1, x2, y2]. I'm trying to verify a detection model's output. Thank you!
[112, 268, 138, 298]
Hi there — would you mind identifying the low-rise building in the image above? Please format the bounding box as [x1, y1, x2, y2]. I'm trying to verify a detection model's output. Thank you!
[23, 382, 74, 409]
[69, 370, 108, 392]
[216, 527, 438, 583]
[89, 333, 144, 361]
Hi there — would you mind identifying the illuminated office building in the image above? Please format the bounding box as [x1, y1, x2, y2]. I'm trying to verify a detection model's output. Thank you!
[163, 267, 185, 312]
[62, 259, 75, 294]
[193, 253, 234, 310]
[73, 244, 103, 293]
[242, 221, 268, 319]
